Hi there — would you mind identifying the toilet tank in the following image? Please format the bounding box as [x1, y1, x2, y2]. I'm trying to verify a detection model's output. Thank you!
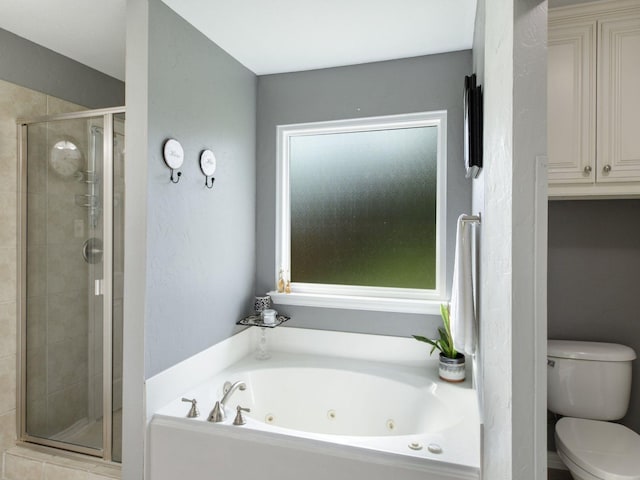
[547, 340, 636, 420]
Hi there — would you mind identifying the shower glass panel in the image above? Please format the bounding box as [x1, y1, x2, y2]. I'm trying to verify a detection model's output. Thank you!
[18, 108, 124, 462]
[111, 112, 125, 463]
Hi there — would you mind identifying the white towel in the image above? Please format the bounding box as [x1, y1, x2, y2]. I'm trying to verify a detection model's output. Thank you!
[450, 214, 477, 356]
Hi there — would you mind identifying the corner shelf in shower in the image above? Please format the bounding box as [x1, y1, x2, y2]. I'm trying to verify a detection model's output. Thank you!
[236, 314, 290, 328]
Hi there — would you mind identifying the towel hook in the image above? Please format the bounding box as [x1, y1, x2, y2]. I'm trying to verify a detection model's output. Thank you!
[170, 169, 182, 183]
[200, 149, 217, 190]
[163, 138, 184, 185]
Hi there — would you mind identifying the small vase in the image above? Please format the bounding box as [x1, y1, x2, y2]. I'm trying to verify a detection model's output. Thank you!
[439, 353, 465, 382]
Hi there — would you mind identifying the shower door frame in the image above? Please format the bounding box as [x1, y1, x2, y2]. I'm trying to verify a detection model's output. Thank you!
[16, 107, 125, 462]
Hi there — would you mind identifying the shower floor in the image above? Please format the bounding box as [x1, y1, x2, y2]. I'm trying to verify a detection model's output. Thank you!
[52, 409, 122, 459]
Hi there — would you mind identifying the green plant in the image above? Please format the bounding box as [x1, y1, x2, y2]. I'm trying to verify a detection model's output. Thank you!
[413, 304, 458, 359]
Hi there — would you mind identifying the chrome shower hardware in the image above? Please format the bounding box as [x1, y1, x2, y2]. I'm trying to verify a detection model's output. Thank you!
[74, 193, 99, 208]
[74, 170, 99, 184]
[221, 381, 246, 409]
[207, 381, 247, 423]
[233, 406, 250, 426]
[181, 398, 199, 418]
[82, 237, 104, 264]
[207, 401, 223, 423]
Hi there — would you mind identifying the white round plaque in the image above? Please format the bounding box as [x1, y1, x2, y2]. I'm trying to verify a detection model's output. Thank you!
[163, 138, 184, 170]
[199, 149, 217, 176]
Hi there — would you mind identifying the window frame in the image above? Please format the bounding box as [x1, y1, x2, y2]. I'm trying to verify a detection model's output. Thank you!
[273, 111, 447, 314]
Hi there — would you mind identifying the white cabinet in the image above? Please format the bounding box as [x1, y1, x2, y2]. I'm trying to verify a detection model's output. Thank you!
[548, 0, 640, 198]
[548, 21, 596, 185]
[598, 14, 640, 184]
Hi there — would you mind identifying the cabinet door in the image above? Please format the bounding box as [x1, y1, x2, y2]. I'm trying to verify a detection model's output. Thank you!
[548, 21, 596, 184]
[598, 14, 640, 183]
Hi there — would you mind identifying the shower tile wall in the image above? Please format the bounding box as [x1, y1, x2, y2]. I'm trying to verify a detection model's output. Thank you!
[0, 78, 87, 466]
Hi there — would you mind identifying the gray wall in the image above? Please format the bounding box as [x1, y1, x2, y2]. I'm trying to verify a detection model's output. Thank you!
[256, 51, 472, 338]
[144, 1, 257, 378]
[548, 199, 640, 433]
[0, 28, 124, 108]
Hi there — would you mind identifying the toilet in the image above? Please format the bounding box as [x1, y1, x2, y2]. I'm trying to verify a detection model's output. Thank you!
[548, 340, 640, 480]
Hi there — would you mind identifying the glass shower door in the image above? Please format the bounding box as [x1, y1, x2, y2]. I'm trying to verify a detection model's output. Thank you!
[19, 109, 123, 461]
[111, 112, 125, 462]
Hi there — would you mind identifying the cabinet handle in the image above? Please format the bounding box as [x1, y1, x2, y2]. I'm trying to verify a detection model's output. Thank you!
[603, 164, 612, 173]
[583, 165, 592, 174]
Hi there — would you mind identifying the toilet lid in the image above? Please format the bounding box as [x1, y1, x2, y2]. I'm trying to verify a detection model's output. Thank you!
[556, 417, 640, 480]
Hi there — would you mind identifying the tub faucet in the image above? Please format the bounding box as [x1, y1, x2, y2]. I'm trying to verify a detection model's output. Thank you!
[220, 381, 246, 409]
[208, 380, 246, 422]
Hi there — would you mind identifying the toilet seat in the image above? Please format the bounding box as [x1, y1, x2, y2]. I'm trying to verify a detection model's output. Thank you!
[555, 417, 640, 480]
[557, 449, 607, 480]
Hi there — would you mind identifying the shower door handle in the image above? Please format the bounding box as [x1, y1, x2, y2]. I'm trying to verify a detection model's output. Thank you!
[82, 237, 103, 264]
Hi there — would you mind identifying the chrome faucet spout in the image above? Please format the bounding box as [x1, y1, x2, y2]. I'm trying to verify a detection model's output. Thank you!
[220, 380, 246, 409]
[207, 380, 247, 422]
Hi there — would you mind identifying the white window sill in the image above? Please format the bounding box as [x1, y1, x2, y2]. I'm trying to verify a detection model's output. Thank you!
[268, 291, 445, 315]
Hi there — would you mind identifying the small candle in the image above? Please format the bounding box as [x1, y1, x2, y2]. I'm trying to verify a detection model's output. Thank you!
[262, 309, 277, 325]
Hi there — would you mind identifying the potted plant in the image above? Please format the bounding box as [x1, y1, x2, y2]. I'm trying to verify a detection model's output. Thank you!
[413, 304, 465, 382]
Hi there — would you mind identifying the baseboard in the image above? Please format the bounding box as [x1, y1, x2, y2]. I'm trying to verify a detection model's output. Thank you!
[548, 450, 568, 470]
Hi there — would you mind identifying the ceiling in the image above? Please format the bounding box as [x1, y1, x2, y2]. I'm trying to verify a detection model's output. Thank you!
[2, 0, 127, 80]
[0, 0, 477, 81]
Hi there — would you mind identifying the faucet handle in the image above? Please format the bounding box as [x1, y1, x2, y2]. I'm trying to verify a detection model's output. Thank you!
[181, 398, 199, 418]
[233, 405, 251, 425]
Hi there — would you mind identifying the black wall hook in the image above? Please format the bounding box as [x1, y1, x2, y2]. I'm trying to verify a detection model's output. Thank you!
[163, 138, 185, 184]
[170, 169, 182, 183]
[200, 149, 217, 189]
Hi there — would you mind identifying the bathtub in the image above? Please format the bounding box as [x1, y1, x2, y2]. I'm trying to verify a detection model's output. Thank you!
[149, 331, 480, 480]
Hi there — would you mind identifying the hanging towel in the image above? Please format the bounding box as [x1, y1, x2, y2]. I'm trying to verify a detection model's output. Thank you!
[450, 214, 477, 356]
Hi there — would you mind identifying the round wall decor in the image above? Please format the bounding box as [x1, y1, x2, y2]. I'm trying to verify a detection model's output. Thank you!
[199, 149, 217, 176]
[163, 138, 184, 170]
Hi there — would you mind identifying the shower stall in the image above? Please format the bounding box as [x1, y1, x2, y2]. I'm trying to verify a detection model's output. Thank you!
[17, 107, 125, 462]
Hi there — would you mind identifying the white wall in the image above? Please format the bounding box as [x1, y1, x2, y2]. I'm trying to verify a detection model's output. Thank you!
[122, 1, 149, 479]
[512, 1, 548, 477]
[473, 0, 547, 478]
[477, 0, 515, 474]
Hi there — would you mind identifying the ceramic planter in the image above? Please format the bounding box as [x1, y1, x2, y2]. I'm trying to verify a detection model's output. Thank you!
[439, 352, 465, 382]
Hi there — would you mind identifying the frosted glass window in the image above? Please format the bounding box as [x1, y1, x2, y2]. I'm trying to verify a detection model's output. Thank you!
[289, 126, 438, 290]
[276, 111, 447, 312]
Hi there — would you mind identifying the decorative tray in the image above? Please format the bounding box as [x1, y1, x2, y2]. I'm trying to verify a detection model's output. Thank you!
[236, 314, 290, 328]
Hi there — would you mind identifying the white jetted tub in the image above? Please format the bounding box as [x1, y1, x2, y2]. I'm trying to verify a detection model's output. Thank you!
[149, 331, 480, 480]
